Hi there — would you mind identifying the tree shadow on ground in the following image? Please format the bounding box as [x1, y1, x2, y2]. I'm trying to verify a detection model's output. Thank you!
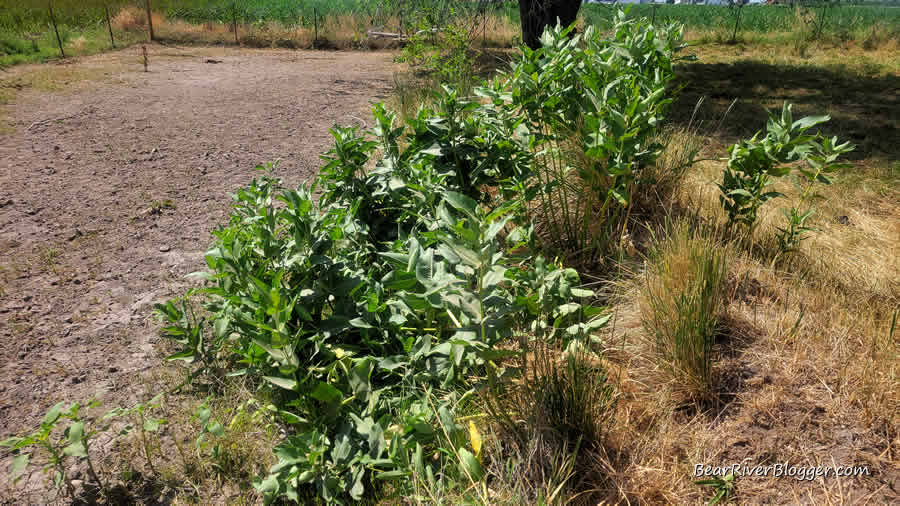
[669, 60, 900, 161]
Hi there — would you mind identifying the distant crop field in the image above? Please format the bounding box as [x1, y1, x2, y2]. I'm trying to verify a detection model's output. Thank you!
[582, 3, 900, 33]
[3, 1, 899, 30]
[0, 0, 364, 29]
[0, 1, 898, 66]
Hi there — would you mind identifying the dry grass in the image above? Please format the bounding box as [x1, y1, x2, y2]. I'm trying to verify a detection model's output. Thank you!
[591, 56, 898, 501]
[111, 6, 165, 34]
[682, 34, 900, 75]
[474, 14, 520, 48]
[636, 221, 730, 403]
[107, 9, 520, 52]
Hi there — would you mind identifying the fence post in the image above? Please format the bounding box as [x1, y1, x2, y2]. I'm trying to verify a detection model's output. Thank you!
[105, 5, 116, 48]
[145, 0, 154, 41]
[48, 1, 65, 58]
[482, 4, 486, 47]
[730, 2, 743, 43]
[232, 1, 239, 45]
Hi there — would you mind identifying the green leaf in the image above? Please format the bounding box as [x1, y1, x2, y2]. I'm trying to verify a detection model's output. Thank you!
[413, 443, 425, 477]
[143, 418, 163, 433]
[310, 382, 343, 404]
[165, 350, 196, 362]
[264, 376, 298, 391]
[443, 191, 478, 219]
[207, 421, 225, 437]
[375, 470, 409, 480]
[42, 402, 65, 427]
[253, 473, 280, 495]
[63, 441, 87, 458]
[10, 454, 29, 481]
[457, 448, 485, 482]
[727, 189, 754, 198]
[791, 115, 829, 131]
[66, 421, 84, 444]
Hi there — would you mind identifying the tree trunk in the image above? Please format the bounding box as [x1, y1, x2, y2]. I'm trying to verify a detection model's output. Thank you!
[518, 0, 582, 50]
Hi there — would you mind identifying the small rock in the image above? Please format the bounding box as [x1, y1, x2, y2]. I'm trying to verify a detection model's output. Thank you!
[23, 295, 32, 302]
[159, 244, 171, 252]
[108, 366, 118, 373]
[68, 229, 83, 241]
[836, 215, 850, 226]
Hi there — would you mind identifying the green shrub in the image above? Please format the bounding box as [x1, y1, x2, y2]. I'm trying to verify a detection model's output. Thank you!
[503, 13, 687, 264]
[157, 91, 604, 503]
[153, 10, 693, 504]
[717, 102, 854, 252]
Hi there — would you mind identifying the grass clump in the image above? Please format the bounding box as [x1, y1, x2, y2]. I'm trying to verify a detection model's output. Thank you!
[639, 222, 728, 401]
[483, 343, 617, 504]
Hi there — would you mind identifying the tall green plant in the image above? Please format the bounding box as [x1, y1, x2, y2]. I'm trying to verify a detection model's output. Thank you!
[717, 103, 853, 245]
[503, 13, 686, 262]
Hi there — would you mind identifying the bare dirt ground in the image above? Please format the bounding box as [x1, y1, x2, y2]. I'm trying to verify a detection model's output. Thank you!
[0, 46, 396, 442]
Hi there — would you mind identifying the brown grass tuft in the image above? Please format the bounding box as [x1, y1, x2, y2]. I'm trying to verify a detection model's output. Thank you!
[112, 6, 165, 33]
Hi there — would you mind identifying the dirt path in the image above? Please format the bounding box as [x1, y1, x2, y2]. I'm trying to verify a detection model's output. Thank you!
[0, 46, 397, 439]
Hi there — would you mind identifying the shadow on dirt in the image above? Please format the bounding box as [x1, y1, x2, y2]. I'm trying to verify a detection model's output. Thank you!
[671, 60, 900, 161]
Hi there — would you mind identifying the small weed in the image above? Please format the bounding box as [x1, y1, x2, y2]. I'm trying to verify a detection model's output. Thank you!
[147, 199, 176, 215]
[2, 401, 109, 499]
[695, 471, 736, 505]
[40, 247, 61, 275]
[717, 102, 854, 247]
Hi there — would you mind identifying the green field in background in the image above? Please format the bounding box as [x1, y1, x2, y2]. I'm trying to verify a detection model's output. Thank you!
[1, 1, 898, 66]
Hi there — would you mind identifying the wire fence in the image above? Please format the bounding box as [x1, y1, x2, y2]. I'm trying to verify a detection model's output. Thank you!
[0, 1, 517, 63]
[1, 0, 897, 64]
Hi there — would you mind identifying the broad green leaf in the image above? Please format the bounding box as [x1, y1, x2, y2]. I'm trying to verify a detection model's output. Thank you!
[375, 470, 409, 480]
[63, 441, 87, 458]
[792, 115, 829, 131]
[42, 402, 65, 427]
[443, 191, 478, 220]
[457, 448, 485, 482]
[310, 382, 343, 404]
[253, 473, 280, 495]
[10, 454, 29, 481]
[207, 421, 225, 437]
[264, 376, 298, 391]
[66, 421, 84, 444]
[143, 418, 163, 433]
